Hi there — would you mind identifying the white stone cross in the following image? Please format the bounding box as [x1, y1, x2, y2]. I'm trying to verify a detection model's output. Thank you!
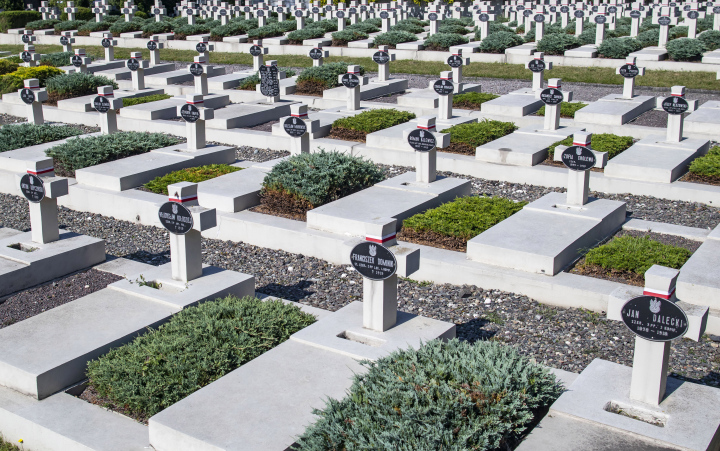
[19, 157, 68, 244]
[294, 6, 308, 30]
[537, 78, 572, 131]
[94, 85, 122, 134]
[284, 104, 319, 155]
[625, 8, 646, 37]
[147, 35, 164, 65]
[657, 85, 698, 143]
[653, 7, 678, 48]
[682, 3, 705, 38]
[64, 1, 77, 21]
[152, 2, 167, 22]
[128, 52, 149, 91]
[574, 7, 586, 36]
[713, 3, 720, 31]
[165, 182, 217, 283]
[375, 45, 395, 81]
[251, 39, 268, 71]
[447, 49, 470, 94]
[309, 44, 328, 67]
[554, 132, 608, 206]
[101, 32, 117, 62]
[177, 94, 214, 150]
[403, 116, 450, 183]
[72, 48, 91, 73]
[428, 7, 440, 35]
[339, 65, 368, 111]
[60, 31, 75, 53]
[475, 6, 495, 39]
[92, 3, 105, 22]
[526, 51, 552, 91]
[19, 78, 47, 125]
[532, 7, 551, 41]
[436, 71, 454, 121]
[616, 56, 645, 99]
[122, 1, 137, 21]
[593, 5, 608, 45]
[19, 44, 40, 68]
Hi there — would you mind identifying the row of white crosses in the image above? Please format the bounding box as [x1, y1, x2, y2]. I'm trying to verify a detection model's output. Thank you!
[20, 31, 40, 67]
[39, 1, 59, 20]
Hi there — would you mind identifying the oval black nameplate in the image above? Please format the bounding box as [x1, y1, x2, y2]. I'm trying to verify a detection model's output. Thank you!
[309, 48, 323, 60]
[126, 58, 140, 71]
[94, 95, 111, 113]
[350, 241, 397, 281]
[662, 96, 689, 115]
[341, 72, 360, 88]
[433, 79, 454, 96]
[249, 45, 262, 56]
[180, 103, 200, 123]
[447, 55, 463, 68]
[147, 40, 157, 51]
[158, 201, 194, 235]
[189, 62, 204, 76]
[540, 87, 564, 105]
[284, 116, 307, 137]
[20, 88, 35, 105]
[408, 128, 437, 152]
[561, 145, 596, 171]
[621, 295, 689, 341]
[528, 59, 546, 73]
[373, 51, 390, 65]
[20, 173, 45, 203]
[619, 64, 640, 78]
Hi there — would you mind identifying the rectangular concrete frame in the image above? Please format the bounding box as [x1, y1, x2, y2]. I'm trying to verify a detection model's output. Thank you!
[206, 100, 295, 130]
[74, 145, 235, 191]
[467, 192, 626, 275]
[684, 101, 720, 135]
[549, 359, 720, 451]
[196, 167, 265, 213]
[307, 172, 471, 236]
[0, 132, 101, 174]
[574, 94, 656, 126]
[56, 89, 167, 112]
[322, 78, 408, 101]
[605, 135, 710, 183]
[0, 231, 105, 297]
[676, 237, 720, 311]
[481, 92, 544, 117]
[475, 125, 584, 166]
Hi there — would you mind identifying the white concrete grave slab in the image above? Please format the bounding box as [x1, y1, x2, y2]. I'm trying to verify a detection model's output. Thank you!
[677, 223, 720, 311]
[684, 100, 720, 135]
[119, 93, 229, 120]
[144, 65, 226, 86]
[55, 89, 166, 113]
[475, 124, 584, 166]
[196, 167, 266, 212]
[205, 99, 296, 130]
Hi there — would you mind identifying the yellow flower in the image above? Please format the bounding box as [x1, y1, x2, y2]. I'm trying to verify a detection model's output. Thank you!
[18, 439, 23, 443]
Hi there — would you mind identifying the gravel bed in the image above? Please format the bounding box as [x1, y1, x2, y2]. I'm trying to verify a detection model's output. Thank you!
[0, 193, 716, 387]
[0, 113, 26, 126]
[244, 119, 279, 132]
[0, 269, 122, 328]
[235, 145, 289, 162]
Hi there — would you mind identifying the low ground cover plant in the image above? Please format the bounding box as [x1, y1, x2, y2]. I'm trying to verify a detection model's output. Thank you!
[666, 37, 707, 61]
[0, 66, 64, 95]
[536, 102, 588, 118]
[580, 235, 691, 285]
[296, 62, 364, 95]
[536, 33, 581, 55]
[259, 151, 383, 220]
[287, 26, 326, 44]
[45, 72, 118, 105]
[85, 296, 315, 422]
[122, 93, 172, 107]
[0, 123, 84, 153]
[687, 146, 720, 184]
[329, 108, 415, 142]
[597, 37, 643, 59]
[144, 164, 241, 195]
[699, 30, 720, 51]
[423, 32, 469, 51]
[295, 339, 563, 451]
[547, 133, 633, 161]
[453, 92, 499, 110]
[38, 51, 75, 68]
[399, 196, 526, 251]
[372, 30, 417, 48]
[440, 119, 517, 155]
[24, 18, 60, 30]
[46, 131, 179, 177]
[0, 10, 41, 32]
[331, 29, 368, 46]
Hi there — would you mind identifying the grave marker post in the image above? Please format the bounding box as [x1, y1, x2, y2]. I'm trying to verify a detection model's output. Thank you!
[147, 36, 164, 65]
[380, 8, 391, 32]
[653, 8, 678, 48]
[714, 4, 720, 31]
[348, 5, 358, 24]
[594, 6, 608, 45]
[294, 7, 308, 30]
[19, 44, 40, 68]
[537, 78, 571, 131]
[339, 65, 367, 111]
[627, 9, 643, 36]
[93, 85, 122, 134]
[195, 37, 214, 60]
[19, 78, 47, 125]
[447, 49, 469, 93]
[250, 40, 268, 71]
[309, 45, 328, 67]
[256, 5, 268, 27]
[427, 8, 439, 35]
[682, 4, 704, 38]
[259, 60, 281, 103]
[476, 7, 495, 39]
[658, 85, 697, 143]
[93, 3, 105, 22]
[434, 71, 454, 120]
[284, 104, 318, 155]
[101, 32, 117, 62]
[533, 8, 548, 41]
[336, 8, 346, 31]
[574, 8, 585, 35]
[373, 45, 394, 81]
[19, 157, 68, 244]
[616, 56, 644, 99]
[186, 4, 197, 25]
[560, 4, 570, 28]
[64, 1, 77, 21]
[122, 1, 137, 21]
[71, 48, 91, 73]
[127, 52, 149, 91]
[162, 182, 217, 283]
[188, 55, 209, 95]
[152, 1, 167, 22]
[526, 51, 552, 91]
[39, 1, 50, 19]
[177, 94, 214, 150]
[60, 31, 75, 53]
[404, 116, 450, 183]
[558, 132, 608, 206]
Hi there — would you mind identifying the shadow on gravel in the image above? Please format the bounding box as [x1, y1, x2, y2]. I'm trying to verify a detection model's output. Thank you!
[124, 250, 171, 266]
[455, 317, 501, 342]
[257, 279, 316, 302]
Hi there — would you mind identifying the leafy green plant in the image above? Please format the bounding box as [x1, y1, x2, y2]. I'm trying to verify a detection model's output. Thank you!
[0, 123, 84, 153]
[247, 21, 296, 39]
[24, 18, 61, 30]
[423, 32, 469, 51]
[86, 296, 316, 420]
[393, 20, 424, 34]
[77, 20, 111, 35]
[536, 102, 588, 118]
[60, 6, 93, 21]
[45, 72, 118, 104]
[260, 151, 383, 216]
[666, 37, 707, 61]
[597, 37, 643, 59]
[307, 19, 337, 33]
[332, 29, 368, 46]
[584, 236, 691, 276]
[173, 23, 211, 39]
[636, 29, 660, 47]
[141, 20, 174, 37]
[347, 22, 379, 34]
[144, 164, 241, 194]
[287, 26, 326, 44]
[0, 10, 41, 32]
[670, 25, 688, 39]
[537, 33, 580, 55]
[547, 133, 633, 160]
[401, 196, 526, 250]
[296, 61, 364, 94]
[478, 31, 524, 53]
[0, 66, 64, 95]
[54, 19, 87, 33]
[295, 339, 563, 451]
[578, 25, 597, 45]
[0, 59, 18, 76]
[38, 51, 75, 67]
[437, 24, 468, 35]
[689, 146, 720, 181]
[109, 19, 144, 34]
[699, 30, 720, 51]
[372, 30, 417, 48]
[453, 92, 499, 109]
[440, 119, 517, 155]
[45, 131, 178, 176]
[330, 108, 415, 141]
[122, 93, 171, 107]
[236, 73, 260, 90]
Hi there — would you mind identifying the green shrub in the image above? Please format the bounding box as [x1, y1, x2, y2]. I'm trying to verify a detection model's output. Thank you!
[698, 30, 720, 51]
[347, 22, 379, 34]
[122, 93, 171, 107]
[598, 37, 643, 59]
[393, 20, 424, 34]
[54, 19, 87, 33]
[364, 17, 382, 28]
[0, 65, 64, 95]
[78, 20, 111, 34]
[247, 21, 296, 39]
[173, 23, 211, 39]
[45, 72, 118, 102]
[46, 131, 178, 175]
[332, 29, 368, 45]
[144, 164, 241, 194]
[437, 24, 469, 35]
[0, 123, 84, 153]
[87, 296, 316, 420]
[537, 33, 580, 55]
[307, 19, 337, 32]
[666, 37, 707, 61]
[578, 25, 597, 45]
[24, 18, 60, 30]
[60, 6, 93, 21]
[141, 20, 174, 36]
[403, 196, 526, 242]
[236, 73, 260, 90]
[0, 59, 18, 76]
[295, 339, 563, 451]
[209, 19, 256, 39]
[296, 61, 364, 93]
[135, 10, 148, 19]
[637, 29, 659, 47]
[372, 30, 417, 47]
[109, 20, 143, 34]
[423, 32, 469, 51]
[547, 133, 634, 160]
[584, 236, 691, 276]
[0, 10, 41, 32]
[488, 22, 514, 35]
[330, 108, 415, 141]
[39, 51, 74, 67]
[287, 26, 326, 44]
[536, 102, 588, 118]
[261, 150, 383, 209]
[439, 18, 467, 28]
[669, 25, 688, 39]
[698, 16, 714, 33]
[441, 119, 518, 148]
[452, 92, 499, 110]
[689, 146, 720, 180]
[478, 31, 523, 53]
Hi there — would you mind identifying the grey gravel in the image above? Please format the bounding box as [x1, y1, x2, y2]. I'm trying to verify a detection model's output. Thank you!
[235, 145, 289, 162]
[0, 192, 716, 387]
